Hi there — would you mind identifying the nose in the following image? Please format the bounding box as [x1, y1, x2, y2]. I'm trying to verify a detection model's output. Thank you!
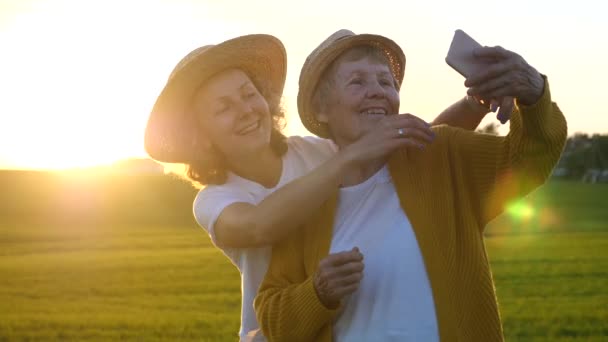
[236, 100, 255, 121]
[366, 80, 386, 99]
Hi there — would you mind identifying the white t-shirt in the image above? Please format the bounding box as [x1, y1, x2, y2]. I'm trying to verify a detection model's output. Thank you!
[330, 166, 439, 342]
[193, 136, 337, 341]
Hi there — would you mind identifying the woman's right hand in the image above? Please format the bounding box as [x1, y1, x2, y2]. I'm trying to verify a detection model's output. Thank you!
[340, 113, 435, 167]
[313, 247, 365, 309]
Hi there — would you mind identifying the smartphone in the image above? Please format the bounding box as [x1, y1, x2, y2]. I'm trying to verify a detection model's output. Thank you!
[445, 29, 489, 78]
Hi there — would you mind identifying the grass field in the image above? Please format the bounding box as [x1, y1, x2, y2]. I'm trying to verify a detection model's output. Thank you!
[0, 173, 607, 341]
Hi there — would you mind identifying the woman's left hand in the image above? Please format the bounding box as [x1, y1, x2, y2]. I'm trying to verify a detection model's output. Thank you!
[465, 46, 545, 107]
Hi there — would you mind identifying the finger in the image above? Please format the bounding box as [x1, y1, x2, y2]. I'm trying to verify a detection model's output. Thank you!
[395, 128, 435, 144]
[334, 272, 363, 287]
[326, 250, 363, 266]
[397, 127, 435, 144]
[475, 85, 519, 103]
[464, 61, 512, 88]
[496, 96, 514, 124]
[472, 45, 512, 61]
[490, 99, 499, 113]
[389, 137, 427, 150]
[401, 114, 435, 134]
[333, 261, 365, 276]
[390, 115, 435, 142]
[319, 263, 364, 288]
[402, 113, 432, 128]
[467, 75, 511, 98]
[332, 283, 360, 300]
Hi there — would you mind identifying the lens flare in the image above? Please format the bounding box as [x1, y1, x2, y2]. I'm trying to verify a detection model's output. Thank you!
[506, 200, 535, 220]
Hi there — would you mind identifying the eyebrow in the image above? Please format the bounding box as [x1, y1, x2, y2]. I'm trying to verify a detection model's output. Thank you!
[215, 81, 253, 102]
[344, 70, 392, 80]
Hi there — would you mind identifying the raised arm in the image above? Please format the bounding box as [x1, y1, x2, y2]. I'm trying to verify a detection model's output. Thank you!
[449, 46, 567, 227]
[211, 153, 346, 248]
[210, 115, 437, 249]
[211, 91, 493, 249]
[432, 95, 491, 130]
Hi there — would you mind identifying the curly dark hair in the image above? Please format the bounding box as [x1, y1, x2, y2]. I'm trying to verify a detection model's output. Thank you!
[183, 75, 288, 188]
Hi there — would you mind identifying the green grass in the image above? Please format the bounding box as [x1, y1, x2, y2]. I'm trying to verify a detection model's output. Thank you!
[489, 233, 608, 341]
[0, 174, 607, 341]
[0, 224, 241, 341]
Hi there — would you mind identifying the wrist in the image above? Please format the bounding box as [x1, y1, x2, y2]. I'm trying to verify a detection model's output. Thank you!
[313, 278, 340, 309]
[320, 151, 350, 189]
[518, 71, 545, 106]
[334, 147, 356, 172]
[465, 95, 491, 113]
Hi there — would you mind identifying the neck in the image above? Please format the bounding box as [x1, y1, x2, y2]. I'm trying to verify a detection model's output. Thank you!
[340, 155, 387, 187]
[227, 146, 283, 188]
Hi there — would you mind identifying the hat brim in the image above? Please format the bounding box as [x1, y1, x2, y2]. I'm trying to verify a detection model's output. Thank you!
[145, 34, 287, 163]
[297, 34, 406, 138]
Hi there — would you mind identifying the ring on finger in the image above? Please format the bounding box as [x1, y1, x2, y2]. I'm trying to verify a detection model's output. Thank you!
[397, 128, 405, 136]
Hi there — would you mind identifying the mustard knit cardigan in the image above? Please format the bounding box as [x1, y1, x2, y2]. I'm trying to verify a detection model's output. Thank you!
[255, 79, 567, 342]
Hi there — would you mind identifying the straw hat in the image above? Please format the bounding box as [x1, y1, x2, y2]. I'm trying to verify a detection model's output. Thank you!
[145, 34, 287, 163]
[297, 29, 406, 138]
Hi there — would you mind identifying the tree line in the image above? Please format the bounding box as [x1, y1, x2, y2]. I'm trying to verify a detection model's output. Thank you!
[477, 123, 608, 182]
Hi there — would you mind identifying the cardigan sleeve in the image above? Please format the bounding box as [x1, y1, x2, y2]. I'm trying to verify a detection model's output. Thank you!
[445, 76, 567, 228]
[254, 235, 338, 342]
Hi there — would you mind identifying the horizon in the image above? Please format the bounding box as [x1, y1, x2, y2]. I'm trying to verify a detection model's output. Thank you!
[1, 0, 606, 170]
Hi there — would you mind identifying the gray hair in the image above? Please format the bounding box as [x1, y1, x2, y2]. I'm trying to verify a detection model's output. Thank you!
[311, 45, 401, 116]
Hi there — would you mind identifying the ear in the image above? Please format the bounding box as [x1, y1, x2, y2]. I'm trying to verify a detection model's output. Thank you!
[313, 81, 336, 124]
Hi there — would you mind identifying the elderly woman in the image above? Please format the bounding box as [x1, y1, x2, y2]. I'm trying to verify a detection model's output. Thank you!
[145, 34, 497, 341]
[254, 30, 567, 341]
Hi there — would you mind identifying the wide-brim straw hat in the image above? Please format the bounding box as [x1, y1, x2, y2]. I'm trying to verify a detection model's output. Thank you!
[145, 34, 287, 163]
[297, 29, 406, 138]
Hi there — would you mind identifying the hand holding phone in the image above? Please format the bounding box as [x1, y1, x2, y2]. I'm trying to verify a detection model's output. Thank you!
[445, 30, 513, 124]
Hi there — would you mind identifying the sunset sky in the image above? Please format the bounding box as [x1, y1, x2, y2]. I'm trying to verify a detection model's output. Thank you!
[0, 0, 606, 170]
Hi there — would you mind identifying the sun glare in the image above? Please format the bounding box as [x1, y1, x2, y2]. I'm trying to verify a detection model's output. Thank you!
[1, 0, 606, 170]
[0, 0, 247, 170]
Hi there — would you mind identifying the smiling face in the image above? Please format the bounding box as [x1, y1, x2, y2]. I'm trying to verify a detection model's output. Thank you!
[315, 50, 400, 147]
[191, 68, 272, 163]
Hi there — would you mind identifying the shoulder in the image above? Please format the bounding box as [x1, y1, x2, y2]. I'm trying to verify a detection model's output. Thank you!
[431, 124, 459, 141]
[391, 125, 478, 166]
[194, 183, 253, 210]
[281, 136, 337, 170]
[412, 124, 458, 156]
[287, 135, 337, 156]
[193, 184, 254, 226]
[429, 124, 502, 151]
